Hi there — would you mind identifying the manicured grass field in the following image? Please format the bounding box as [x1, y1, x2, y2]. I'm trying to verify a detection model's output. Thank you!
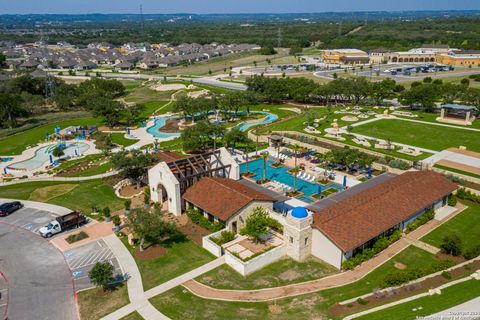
[422, 201, 480, 252]
[0, 117, 102, 155]
[0, 179, 123, 213]
[355, 279, 480, 320]
[433, 164, 480, 180]
[120, 235, 214, 291]
[352, 119, 480, 151]
[197, 257, 337, 290]
[120, 311, 144, 320]
[77, 284, 130, 320]
[110, 133, 139, 147]
[150, 246, 440, 319]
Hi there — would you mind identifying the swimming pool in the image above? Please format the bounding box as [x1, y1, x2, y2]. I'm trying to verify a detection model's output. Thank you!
[240, 159, 344, 202]
[146, 111, 278, 138]
[9, 142, 90, 170]
[146, 116, 182, 138]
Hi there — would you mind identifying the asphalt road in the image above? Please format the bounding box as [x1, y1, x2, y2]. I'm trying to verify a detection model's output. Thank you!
[0, 221, 77, 320]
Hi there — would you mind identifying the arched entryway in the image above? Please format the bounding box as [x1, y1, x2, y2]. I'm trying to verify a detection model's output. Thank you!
[157, 183, 169, 211]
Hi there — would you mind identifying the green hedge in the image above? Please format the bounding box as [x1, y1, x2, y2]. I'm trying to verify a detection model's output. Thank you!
[380, 259, 455, 288]
[210, 230, 236, 246]
[342, 230, 401, 270]
[65, 231, 89, 244]
[186, 209, 224, 232]
[456, 188, 480, 204]
[406, 208, 435, 233]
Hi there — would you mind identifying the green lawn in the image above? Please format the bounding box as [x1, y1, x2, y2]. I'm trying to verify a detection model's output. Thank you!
[120, 311, 144, 320]
[150, 246, 442, 319]
[394, 110, 480, 130]
[352, 119, 480, 151]
[356, 279, 480, 320]
[196, 257, 337, 290]
[78, 284, 130, 320]
[143, 100, 172, 117]
[0, 179, 123, 213]
[120, 235, 214, 291]
[110, 133, 139, 147]
[0, 117, 102, 155]
[422, 201, 480, 252]
[433, 164, 480, 180]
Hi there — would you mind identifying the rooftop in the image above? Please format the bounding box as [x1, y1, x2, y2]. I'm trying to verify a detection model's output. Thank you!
[183, 177, 275, 222]
[311, 171, 457, 252]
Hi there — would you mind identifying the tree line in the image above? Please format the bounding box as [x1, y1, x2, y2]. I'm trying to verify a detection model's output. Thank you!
[245, 75, 480, 110]
[0, 75, 144, 129]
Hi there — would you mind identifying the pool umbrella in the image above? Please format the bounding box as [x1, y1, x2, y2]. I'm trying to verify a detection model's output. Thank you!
[145, 147, 149, 154]
[75, 149, 78, 156]
[317, 184, 322, 197]
[3, 168, 6, 174]
[127, 128, 131, 135]
[343, 175, 347, 187]
[46, 133, 49, 140]
[368, 168, 372, 179]
[49, 155, 53, 164]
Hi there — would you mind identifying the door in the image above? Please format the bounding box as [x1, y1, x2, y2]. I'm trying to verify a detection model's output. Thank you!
[232, 221, 237, 234]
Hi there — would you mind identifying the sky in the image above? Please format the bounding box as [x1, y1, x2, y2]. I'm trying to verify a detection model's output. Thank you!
[1, 0, 480, 14]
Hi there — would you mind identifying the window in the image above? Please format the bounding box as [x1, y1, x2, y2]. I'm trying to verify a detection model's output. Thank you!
[289, 236, 293, 243]
[305, 237, 308, 246]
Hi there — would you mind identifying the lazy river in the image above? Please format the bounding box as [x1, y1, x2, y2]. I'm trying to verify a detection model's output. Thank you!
[9, 142, 90, 170]
[147, 111, 278, 138]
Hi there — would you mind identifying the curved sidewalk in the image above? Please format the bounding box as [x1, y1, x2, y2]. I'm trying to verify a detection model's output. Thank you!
[0, 170, 119, 187]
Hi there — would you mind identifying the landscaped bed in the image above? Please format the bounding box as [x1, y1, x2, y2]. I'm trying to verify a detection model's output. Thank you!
[77, 284, 130, 320]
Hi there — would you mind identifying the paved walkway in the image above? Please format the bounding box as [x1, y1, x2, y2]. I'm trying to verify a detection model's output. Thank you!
[101, 253, 225, 320]
[182, 203, 467, 302]
[102, 234, 169, 320]
[0, 170, 119, 186]
[404, 236, 440, 255]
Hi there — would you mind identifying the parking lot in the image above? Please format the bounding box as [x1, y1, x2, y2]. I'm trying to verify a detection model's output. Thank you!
[0, 203, 122, 319]
[65, 239, 122, 290]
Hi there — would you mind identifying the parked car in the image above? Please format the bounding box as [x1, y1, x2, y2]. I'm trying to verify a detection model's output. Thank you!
[0, 201, 24, 217]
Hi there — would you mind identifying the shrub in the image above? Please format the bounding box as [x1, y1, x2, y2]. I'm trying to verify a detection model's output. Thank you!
[463, 245, 480, 260]
[406, 209, 435, 233]
[102, 207, 111, 218]
[342, 230, 401, 270]
[144, 187, 151, 205]
[388, 159, 411, 170]
[66, 231, 89, 244]
[211, 230, 236, 246]
[381, 259, 455, 288]
[448, 194, 457, 207]
[186, 209, 224, 232]
[441, 271, 452, 279]
[440, 233, 463, 256]
[112, 215, 121, 226]
[124, 199, 132, 210]
[357, 298, 369, 305]
[456, 188, 480, 204]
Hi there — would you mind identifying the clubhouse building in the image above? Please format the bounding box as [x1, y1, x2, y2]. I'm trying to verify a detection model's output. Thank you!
[148, 149, 457, 270]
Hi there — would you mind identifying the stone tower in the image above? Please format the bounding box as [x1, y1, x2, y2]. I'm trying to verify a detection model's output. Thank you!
[284, 207, 313, 262]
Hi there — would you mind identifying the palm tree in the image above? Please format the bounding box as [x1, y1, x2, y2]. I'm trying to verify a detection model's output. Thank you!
[261, 152, 269, 182]
[291, 167, 300, 194]
[292, 144, 302, 168]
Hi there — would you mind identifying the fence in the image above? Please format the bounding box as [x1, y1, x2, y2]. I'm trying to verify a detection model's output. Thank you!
[224, 244, 286, 276]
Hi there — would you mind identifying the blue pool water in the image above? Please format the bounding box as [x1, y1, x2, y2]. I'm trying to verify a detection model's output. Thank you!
[240, 159, 344, 202]
[146, 116, 182, 138]
[9, 142, 90, 170]
[147, 111, 278, 138]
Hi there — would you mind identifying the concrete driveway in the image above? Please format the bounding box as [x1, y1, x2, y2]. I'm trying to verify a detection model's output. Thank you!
[0, 221, 77, 320]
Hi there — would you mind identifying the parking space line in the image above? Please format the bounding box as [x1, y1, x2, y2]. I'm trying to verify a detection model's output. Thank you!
[83, 249, 107, 266]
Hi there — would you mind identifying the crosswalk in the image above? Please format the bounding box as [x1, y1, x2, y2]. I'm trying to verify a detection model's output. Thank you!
[67, 246, 115, 270]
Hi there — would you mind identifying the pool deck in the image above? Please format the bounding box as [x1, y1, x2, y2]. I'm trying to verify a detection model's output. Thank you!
[1, 140, 101, 178]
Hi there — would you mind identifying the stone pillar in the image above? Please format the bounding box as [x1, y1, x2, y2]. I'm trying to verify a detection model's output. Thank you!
[466, 111, 471, 122]
[440, 108, 445, 119]
[284, 213, 313, 262]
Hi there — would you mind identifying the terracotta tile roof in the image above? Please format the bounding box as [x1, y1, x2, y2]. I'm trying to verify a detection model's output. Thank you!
[312, 171, 457, 252]
[155, 151, 183, 163]
[183, 177, 275, 221]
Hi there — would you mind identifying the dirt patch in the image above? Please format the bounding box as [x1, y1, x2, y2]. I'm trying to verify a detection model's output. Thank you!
[29, 184, 78, 201]
[119, 184, 143, 198]
[329, 259, 480, 317]
[394, 262, 406, 270]
[163, 214, 210, 245]
[102, 176, 123, 187]
[268, 304, 283, 314]
[159, 118, 181, 133]
[134, 245, 167, 260]
[278, 269, 302, 281]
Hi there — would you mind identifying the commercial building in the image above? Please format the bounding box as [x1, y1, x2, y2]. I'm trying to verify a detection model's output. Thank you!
[321, 49, 369, 65]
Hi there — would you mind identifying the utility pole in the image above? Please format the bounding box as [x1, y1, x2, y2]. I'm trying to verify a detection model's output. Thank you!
[140, 4, 145, 39]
